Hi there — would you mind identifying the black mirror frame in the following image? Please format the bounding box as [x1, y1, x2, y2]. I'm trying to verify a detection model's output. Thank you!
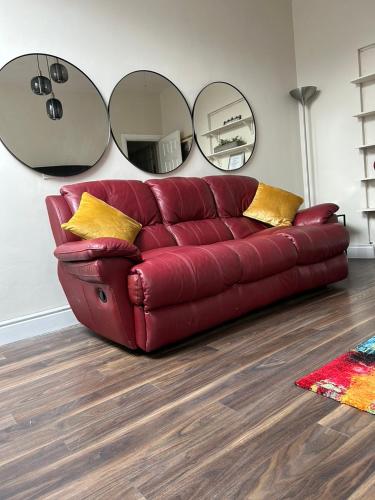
[108, 69, 194, 175]
[192, 81, 257, 172]
[0, 52, 110, 176]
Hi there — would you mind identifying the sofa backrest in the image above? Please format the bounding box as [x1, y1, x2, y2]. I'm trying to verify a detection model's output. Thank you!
[47, 175, 266, 250]
[204, 175, 267, 238]
[146, 177, 233, 246]
[60, 179, 176, 251]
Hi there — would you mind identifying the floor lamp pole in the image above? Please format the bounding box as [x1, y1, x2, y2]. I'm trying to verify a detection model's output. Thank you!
[289, 86, 318, 208]
[302, 103, 312, 207]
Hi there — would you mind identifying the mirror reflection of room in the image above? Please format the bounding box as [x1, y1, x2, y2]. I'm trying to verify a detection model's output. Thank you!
[193, 82, 255, 171]
[109, 71, 193, 174]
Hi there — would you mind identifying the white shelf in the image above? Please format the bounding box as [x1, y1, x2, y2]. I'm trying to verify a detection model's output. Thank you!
[361, 208, 375, 212]
[207, 142, 254, 159]
[351, 72, 375, 84]
[353, 110, 375, 118]
[361, 177, 375, 181]
[201, 116, 253, 137]
[357, 143, 375, 150]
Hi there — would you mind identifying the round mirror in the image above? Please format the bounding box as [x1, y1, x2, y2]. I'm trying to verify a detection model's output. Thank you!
[0, 53, 109, 176]
[109, 70, 193, 174]
[193, 82, 256, 171]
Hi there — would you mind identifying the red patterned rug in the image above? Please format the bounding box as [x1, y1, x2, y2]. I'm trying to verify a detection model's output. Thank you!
[295, 336, 375, 414]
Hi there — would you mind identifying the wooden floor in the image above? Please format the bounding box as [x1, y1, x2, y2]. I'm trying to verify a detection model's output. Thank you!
[0, 260, 374, 499]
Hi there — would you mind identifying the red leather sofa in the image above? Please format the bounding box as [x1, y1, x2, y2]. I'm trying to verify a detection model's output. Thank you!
[46, 176, 349, 352]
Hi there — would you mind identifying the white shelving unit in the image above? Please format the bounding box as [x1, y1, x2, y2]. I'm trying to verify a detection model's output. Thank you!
[201, 116, 253, 137]
[353, 110, 375, 118]
[207, 142, 254, 160]
[351, 42, 375, 241]
[356, 143, 375, 149]
[351, 72, 375, 84]
[202, 98, 255, 170]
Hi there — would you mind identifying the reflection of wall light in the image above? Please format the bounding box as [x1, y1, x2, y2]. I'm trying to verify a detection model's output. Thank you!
[30, 54, 52, 95]
[30, 54, 68, 120]
[45, 55, 63, 120]
[50, 59, 69, 84]
[46, 97, 63, 120]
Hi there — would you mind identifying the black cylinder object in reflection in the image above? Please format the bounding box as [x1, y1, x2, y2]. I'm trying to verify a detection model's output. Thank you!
[50, 62, 68, 83]
[46, 97, 63, 120]
[30, 75, 52, 95]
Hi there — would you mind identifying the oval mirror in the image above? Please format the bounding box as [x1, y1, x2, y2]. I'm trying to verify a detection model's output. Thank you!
[0, 53, 109, 176]
[109, 70, 193, 174]
[193, 82, 256, 171]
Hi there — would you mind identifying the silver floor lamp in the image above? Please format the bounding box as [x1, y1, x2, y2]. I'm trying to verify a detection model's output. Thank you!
[289, 86, 318, 207]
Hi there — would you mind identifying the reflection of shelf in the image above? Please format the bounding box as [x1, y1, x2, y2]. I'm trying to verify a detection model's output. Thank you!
[361, 207, 375, 212]
[354, 110, 375, 118]
[207, 142, 254, 159]
[351, 72, 375, 84]
[201, 116, 253, 137]
[357, 143, 375, 150]
[361, 177, 375, 181]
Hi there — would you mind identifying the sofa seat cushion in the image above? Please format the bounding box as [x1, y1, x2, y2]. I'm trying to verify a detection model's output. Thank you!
[128, 234, 297, 310]
[221, 216, 268, 239]
[251, 223, 349, 265]
[166, 218, 233, 246]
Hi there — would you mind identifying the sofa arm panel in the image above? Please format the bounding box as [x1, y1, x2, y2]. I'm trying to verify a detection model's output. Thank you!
[293, 203, 339, 226]
[54, 237, 142, 263]
[58, 258, 137, 349]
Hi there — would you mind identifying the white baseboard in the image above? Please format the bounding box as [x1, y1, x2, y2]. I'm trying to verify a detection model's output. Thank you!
[347, 244, 375, 259]
[0, 306, 78, 346]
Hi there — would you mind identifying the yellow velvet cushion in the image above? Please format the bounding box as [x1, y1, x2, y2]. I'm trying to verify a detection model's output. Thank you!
[61, 192, 142, 243]
[243, 182, 303, 227]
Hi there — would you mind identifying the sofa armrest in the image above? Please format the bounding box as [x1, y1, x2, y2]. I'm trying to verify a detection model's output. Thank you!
[54, 237, 142, 263]
[293, 203, 339, 226]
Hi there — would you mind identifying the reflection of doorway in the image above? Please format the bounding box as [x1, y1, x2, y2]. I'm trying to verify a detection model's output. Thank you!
[121, 134, 160, 173]
[121, 131, 182, 173]
[127, 141, 159, 173]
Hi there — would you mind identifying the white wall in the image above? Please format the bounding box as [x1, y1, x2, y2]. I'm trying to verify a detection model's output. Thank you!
[292, 0, 375, 248]
[0, 0, 302, 325]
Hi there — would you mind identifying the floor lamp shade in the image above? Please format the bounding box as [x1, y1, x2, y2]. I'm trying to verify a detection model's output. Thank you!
[290, 86, 318, 207]
[289, 86, 317, 105]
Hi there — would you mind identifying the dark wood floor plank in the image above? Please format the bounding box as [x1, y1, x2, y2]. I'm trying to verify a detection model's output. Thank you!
[0, 348, 219, 470]
[136, 393, 337, 499]
[348, 473, 375, 499]
[319, 405, 374, 437]
[215, 424, 349, 500]
[0, 260, 374, 499]
[43, 469, 146, 500]
[0, 401, 241, 498]
[0, 325, 99, 362]
[279, 421, 375, 499]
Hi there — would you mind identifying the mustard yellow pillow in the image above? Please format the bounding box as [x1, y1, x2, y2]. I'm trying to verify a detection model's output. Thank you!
[243, 182, 303, 227]
[61, 192, 142, 243]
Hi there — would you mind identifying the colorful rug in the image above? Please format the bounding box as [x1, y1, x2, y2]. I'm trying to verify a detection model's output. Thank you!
[295, 336, 375, 414]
